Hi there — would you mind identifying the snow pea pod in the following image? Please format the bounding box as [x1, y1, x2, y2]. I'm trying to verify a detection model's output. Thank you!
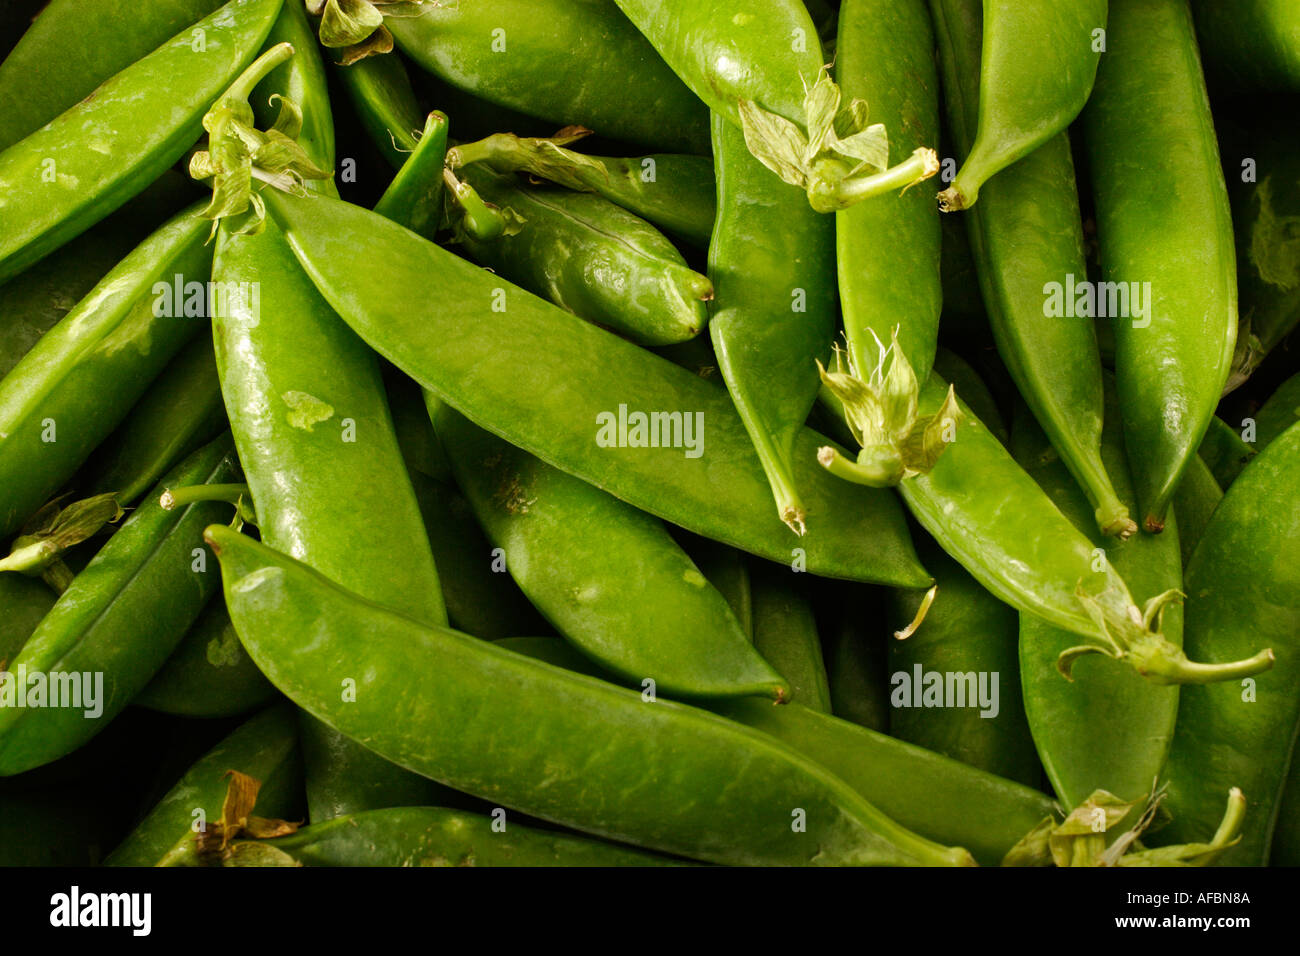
[676, 534, 753, 641]
[1255, 373, 1300, 451]
[932, 0, 1132, 538]
[750, 564, 831, 711]
[936, 0, 1107, 211]
[432, 401, 786, 700]
[263, 188, 929, 587]
[1081, 0, 1237, 532]
[0, 0, 283, 283]
[0, 435, 239, 776]
[105, 702, 302, 866]
[0, 205, 212, 542]
[374, 111, 447, 240]
[1191, 0, 1300, 95]
[1158, 422, 1300, 865]
[709, 114, 835, 532]
[385, 0, 709, 154]
[209, 525, 974, 867]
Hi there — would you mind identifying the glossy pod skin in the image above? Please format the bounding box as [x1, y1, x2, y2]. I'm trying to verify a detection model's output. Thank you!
[932, 0, 1132, 538]
[209, 526, 974, 867]
[432, 401, 786, 700]
[387, 0, 709, 154]
[0, 206, 212, 541]
[222, 807, 680, 867]
[105, 703, 302, 866]
[935, 0, 1107, 211]
[1158, 422, 1300, 865]
[1081, 0, 1237, 532]
[0, 0, 283, 283]
[709, 114, 835, 532]
[749, 564, 831, 712]
[263, 188, 930, 588]
[1190, 0, 1300, 95]
[373, 111, 448, 241]
[0, 436, 239, 776]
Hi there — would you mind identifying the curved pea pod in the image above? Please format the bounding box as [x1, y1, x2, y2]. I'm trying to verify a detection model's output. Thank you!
[0, 0, 284, 283]
[208, 525, 974, 867]
[750, 564, 830, 711]
[458, 166, 712, 347]
[374, 111, 447, 240]
[220, 806, 681, 867]
[1191, 0, 1300, 95]
[1255, 373, 1300, 451]
[134, 601, 278, 718]
[0, 435, 239, 776]
[1198, 415, 1257, 489]
[935, 0, 1107, 211]
[380, 0, 708, 154]
[432, 402, 786, 701]
[0, 575, 54, 669]
[105, 702, 302, 866]
[1011, 399, 1182, 810]
[330, 46, 422, 170]
[1158, 422, 1300, 865]
[709, 114, 835, 532]
[0, 206, 212, 541]
[263, 188, 930, 587]
[1081, 0, 1237, 533]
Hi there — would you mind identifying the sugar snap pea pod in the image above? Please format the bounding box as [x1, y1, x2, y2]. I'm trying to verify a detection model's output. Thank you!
[1190, 0, 1300, 95]
[105, 702, 301, 866]
[931, 0, 1132, 539]
[1255, 373, 1300, 451]
[220, 806, 681, 867]
[262, 188, 930, 587]
[898, 375, 1271, 685]
[0, 0, 284, 283]
[0, 575, 54, 669]
[935, 0, 1107, 212]
[675, 534, 753, 641]
[209, 526, 974, 867]
[134, 601, 278, 718]
[1171, 456, 1222, 570]
[1198, 415, 1257, 489]
[750, 564, 831, 711]
[0, 0, 225, 153]
[709, 114, 835, 532]
[457, 165, 713, 347]
[373, 111, 447, 240]
[1081, 0, 1237, 533]
[1011, 399, 1182, 810]
[432, 401, 786, 700]
[80, 336, 227, 507]
[1158, 422, 1300, 865]
[0, 436, 239, 776]
[0, 205, 211, 542]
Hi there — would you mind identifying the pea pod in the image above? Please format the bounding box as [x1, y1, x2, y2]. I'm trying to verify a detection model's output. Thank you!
[1171, 455, 1222, 569]
[709, 114, 835, 532]
[0, 575, 54, 669]
[0, 435, 239, 776]
[932, 349, 1006, 446]
[1255, 373, 1300, 450]
[750, 564, 831, 712]
[677, 535, 753, 641]
[0, 0, 284, 283]
[373, 111, 447, 240]
[935, 0, 1107, 211]
[208, 525, 974, 867]
[1158, 422, 1300, 865]
[262, 187, 930, 587]
[1081, 0, 1237, 532]
[1198, 414, 1256, 489]
[1191, 0, 1300, 95]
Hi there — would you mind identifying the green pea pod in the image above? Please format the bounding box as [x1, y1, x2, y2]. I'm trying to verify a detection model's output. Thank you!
[134, 601, 278, 718]
[931, 349, 1006, 447]
[80, 335, 228, 507]
[208, 525, 974, 867]
[1082, 0, 1237, 533]
[0, 435, 239, 776]
[105, 702, 302, 866]
[1171, 455, 1222, 570]
[432, 401, 786, 701]
[932, 0, 1132, 539]
[221, 806, 680, 867]
[262, 188, 929, 587]
[458, 166, 712, 347]
[0, 575, 55, 669]
[1255, 373, 1300, 451]
[0, 0, 284, 283]
[373, 110, 448, 240]
[1191, 0, 1300, 95]
[709, 114, 835, 532]
[330, 44, 420, 169]
[750, 564, 831, 712]
[825, 593, 891, 731]
[0, 205, 212, 541]
[1159, 422, 1300, 865]
[384, 0, 709, 154]
[936, 0, 1107, 211]
[387, 372, 452, 484]
[1198, 415, 1257, 489]
[1012, 398, 1182, 810]
[0, 0, 225, 153]
[676, 534, 753, 641]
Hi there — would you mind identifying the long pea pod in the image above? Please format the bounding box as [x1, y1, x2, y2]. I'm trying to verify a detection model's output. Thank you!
[1081, 0, 1237, 532]
[261, 188, 930, 587]
[935, 0, 1107, 211]
[709, 114, 835, 532]
[1190, 0, 1300, 95]
[749, 564, 831, 712]
[0, 0, 284, 283]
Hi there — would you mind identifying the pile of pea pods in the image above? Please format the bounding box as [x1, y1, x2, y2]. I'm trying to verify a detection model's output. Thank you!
[0, 0, 1297, 870]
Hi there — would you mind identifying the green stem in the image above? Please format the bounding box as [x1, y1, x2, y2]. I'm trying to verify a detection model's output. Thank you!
[225, 42, 296, 105]
[816, 447, 897, 487]
[811, 148, 940, 213]
[161, 483, 257, 524]
[443, 168, 505, 241]
[1132, 643, 1275, 685]
[41, 560, 74, 595]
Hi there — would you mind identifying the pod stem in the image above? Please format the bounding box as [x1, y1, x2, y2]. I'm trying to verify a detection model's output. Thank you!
[813, 148, 941, 213]
[816, 446, 895, 487]
[443, 167, 505, 241]
[161, 483, 258, 525]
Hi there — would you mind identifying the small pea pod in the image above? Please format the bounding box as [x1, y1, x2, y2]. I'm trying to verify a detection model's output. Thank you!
[1081, 0, 1237, 532]
[208, 525, 974, 867]
[750, 564, 831, 711]
[935, 0, 1108, 211]
[373, 110, 448, 240]
[1191, 0, 1300, 95]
